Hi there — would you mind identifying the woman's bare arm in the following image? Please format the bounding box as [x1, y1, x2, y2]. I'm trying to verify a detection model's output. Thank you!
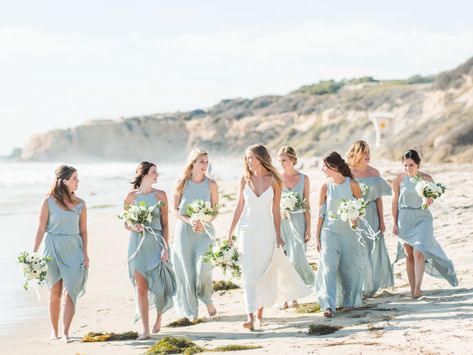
[33, 198, 49, 252]
[227, 176, 246, 243]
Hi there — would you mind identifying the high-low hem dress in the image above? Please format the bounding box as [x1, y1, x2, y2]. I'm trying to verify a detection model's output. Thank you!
[394, 176, 458, 287]
[44, 197, 87, 307]
[128, 192, 176, 322]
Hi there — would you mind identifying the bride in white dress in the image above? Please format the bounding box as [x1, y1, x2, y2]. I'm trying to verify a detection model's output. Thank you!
[227, 144, 310, 331]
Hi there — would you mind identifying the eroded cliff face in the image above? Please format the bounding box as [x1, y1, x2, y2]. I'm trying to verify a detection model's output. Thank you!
[18, 57, 473, 163]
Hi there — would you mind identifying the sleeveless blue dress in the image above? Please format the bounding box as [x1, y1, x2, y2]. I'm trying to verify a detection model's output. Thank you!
[280, 174, 315, 289]
[315, 178, 365, 311]
[44, 197, 87, 306]
[394, 176, 458, 287]
[171, 178, 215, 319]
[128, 192, 176, 321]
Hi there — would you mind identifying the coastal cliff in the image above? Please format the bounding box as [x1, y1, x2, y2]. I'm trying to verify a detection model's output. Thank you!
[17, 56, 473, 163]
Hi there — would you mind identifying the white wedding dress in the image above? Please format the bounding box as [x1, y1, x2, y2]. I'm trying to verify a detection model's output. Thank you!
[237, 183, 310, 313]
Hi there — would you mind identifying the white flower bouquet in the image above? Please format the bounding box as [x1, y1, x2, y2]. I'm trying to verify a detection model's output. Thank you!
[281, 191, 306, 219]
[118, 200, 163, 236]
[412, 176, 446, 209]
[203, 236, 241, 279]
[186, 199, 218, 223]
[334, 198, 380, 248]
[18, 251, 52, 290]
[336, 198, 369, 230]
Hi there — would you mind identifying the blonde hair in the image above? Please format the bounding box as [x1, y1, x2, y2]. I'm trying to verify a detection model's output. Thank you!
[347, 140, 370, 168]
[175, 148, 208, 196]
[244, 144, 282, 187]
[277, 145, 298, 165]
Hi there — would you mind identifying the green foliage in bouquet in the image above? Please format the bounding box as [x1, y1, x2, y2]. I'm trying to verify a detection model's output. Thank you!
[203, 236, 241, 279]
[18, 251, 53, 290]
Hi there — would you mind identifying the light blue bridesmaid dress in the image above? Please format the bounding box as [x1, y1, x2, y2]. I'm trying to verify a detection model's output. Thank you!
[171, 178, 215, 319]
[128, 192, 176, 321]
[394, 176, 458, 287]
[44, 197, 87, 306]
[280, 174, 315, 289]
[357, 176, 394, 296]
[315, 178, 365, 312]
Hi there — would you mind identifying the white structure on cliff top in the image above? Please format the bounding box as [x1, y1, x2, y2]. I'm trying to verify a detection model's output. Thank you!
[369, 112, 394, 147]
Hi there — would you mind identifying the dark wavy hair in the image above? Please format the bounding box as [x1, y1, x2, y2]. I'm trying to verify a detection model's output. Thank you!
[323, 151, 354, 179]
[49, 165, 77, 209]
[402, 149, 421, 165]
[131, 161, 156, 189]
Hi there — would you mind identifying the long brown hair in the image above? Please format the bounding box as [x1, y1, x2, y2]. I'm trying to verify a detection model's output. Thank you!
[49, 165, 77, 209]
[131, 161, 156, 189]
[323, 152, 354, 179]
[244, 144, 282, 187]
[175, 149, 208, 196]
[346, 140, 369, 167]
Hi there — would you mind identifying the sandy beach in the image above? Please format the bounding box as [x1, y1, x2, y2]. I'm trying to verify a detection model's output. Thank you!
[2, 160, 473, 355]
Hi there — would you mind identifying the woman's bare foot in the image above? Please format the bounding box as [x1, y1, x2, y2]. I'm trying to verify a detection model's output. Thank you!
[62, 334, 70, 344]
[323, 308, 334, 318]
[137, 331, 151, 340]
[207, 303, 217, 317]
[256, 317, 264, 328]
[50, 331, 59, 340]
[291, 300, 299, 308]
[256, 307, 264, 327]
[341, 306, 353, 312]
[243, 321, 254, 331]
[278, 302, 289, 310]
[412, 291, 423, 299]
[152, 313, 162, 333]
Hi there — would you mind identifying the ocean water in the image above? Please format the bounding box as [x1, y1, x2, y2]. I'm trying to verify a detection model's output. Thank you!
[0, 160, 241, 336]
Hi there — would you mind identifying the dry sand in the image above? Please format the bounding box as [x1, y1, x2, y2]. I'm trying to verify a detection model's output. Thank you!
[2, 160, 472, 354]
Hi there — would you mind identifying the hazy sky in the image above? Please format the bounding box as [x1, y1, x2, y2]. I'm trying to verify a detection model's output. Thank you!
[1, 0, 472, 155]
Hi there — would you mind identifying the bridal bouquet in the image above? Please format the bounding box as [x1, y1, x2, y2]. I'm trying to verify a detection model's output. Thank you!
[359, 182, 371, 198]
[281, 191, 306, 219]
[412, 176, 446, 209]
[336, 198, 369, 230]
[335, 198, 380, 248]
[18, 251, 52, 290]
[203, 236, 241, 279]
[186, 199, 218, 223]
[118, 200, 163, 236]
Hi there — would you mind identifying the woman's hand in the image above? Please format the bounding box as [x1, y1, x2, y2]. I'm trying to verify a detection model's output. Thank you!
[191, 219, 204, 233]
[393, 224, 399, 236]
[134, 224, 144, 233]
[161, 248, 169, 262]
[277, 238, 285, 248]
[304, 230, 311, 243]
[379, 221, 386, 233]
[426, 197, 434, 207]
[350, 219, 359, 229]
[227, 234, 234, 246]
[83, 254, 90, 269]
